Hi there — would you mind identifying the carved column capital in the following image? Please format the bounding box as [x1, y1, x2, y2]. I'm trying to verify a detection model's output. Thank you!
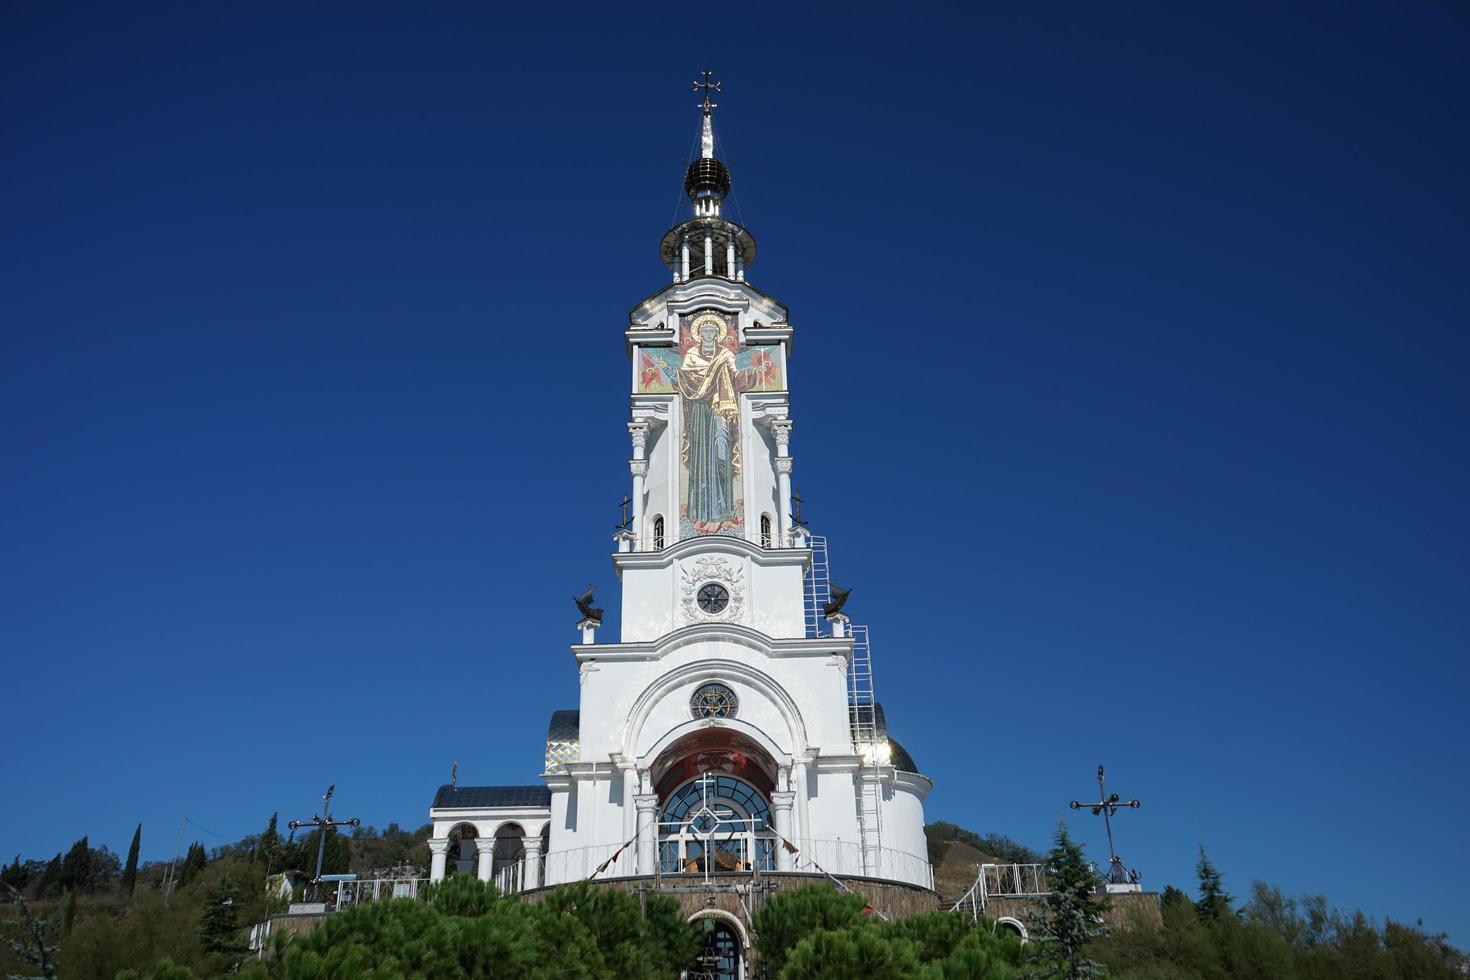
[629, 458, 648, 478]
[634, 793, 661, 814]
[475, 837, 498, 856]
[768, 417, 793, 450]
[627, 419, 651, 451]
[522, 834, 545, 856]
[428, 838, 452, 855]
[774, 456, 794, 475]
[770, 791, 797, 811]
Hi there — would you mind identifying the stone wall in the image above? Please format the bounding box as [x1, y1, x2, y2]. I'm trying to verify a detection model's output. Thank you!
[981, 890, 1161, 936]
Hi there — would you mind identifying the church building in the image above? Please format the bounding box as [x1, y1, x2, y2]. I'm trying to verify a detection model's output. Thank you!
[424, 76, 936, 973]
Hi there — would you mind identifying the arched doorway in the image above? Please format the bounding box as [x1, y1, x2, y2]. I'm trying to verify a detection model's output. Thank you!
[659, 774, 773, 874]
[650, 728, 777, 877]
[492, 823, 524, 878]
[688, 916, 744, 980]
[446, 823, 477, 876]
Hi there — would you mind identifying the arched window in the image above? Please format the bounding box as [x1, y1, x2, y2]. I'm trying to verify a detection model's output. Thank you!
[759, 513, 772, 547]
[652, 515, 665, 550]
[659, 774, 774, 874]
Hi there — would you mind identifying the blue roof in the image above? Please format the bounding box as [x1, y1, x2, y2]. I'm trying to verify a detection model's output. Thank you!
[431, 784, 551, 810]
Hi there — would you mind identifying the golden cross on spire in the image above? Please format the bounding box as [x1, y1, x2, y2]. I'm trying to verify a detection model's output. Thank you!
[692, 70, 720, 115]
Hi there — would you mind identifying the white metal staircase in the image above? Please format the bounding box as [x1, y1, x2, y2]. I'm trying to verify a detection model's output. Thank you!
[803, 534, 884, 874]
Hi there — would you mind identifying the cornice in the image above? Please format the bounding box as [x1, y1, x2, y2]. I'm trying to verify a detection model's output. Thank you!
[572, 620, 851, 664]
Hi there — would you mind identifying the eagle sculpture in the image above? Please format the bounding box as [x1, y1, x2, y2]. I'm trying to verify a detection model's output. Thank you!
[822, 583, 852, 618]
[574, 586, 604, 624]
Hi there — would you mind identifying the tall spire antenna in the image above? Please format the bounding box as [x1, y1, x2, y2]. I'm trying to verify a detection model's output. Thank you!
[692, 70, 720, 159]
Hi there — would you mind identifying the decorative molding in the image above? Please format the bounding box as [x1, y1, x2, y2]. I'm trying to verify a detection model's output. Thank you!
[679, 556, 745, 625]
[628, 459, 648, 478]
[428, 839, 451, 855]
[580, 662, 601, 683]
[768, 418, 793, 449]
[774, 457, 793, 474]
[634, 793, 660, 813]
[627, 420, 651, 450]
[475, 837, 498, 855]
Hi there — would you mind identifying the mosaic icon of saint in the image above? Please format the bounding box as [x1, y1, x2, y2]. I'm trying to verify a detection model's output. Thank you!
[673, 314, 763, 532]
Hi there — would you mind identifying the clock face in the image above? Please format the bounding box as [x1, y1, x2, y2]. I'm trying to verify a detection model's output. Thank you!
[697, 583, 730, 614]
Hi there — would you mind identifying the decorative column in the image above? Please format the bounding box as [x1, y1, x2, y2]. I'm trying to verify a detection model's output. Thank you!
[826, 611, 849, 639]
[579, 618, 600, 644]
[726, 237, 736, 279]
[792, 761, 811, 847]
[628, 420, 650, 548]
[475, 837, 496, 883]
[634, 793, 660, 876]
[620, 763, 637, 849]
[681, 236, 690, 282]
[428, 838, 450, 882]
[522, 832, 544, 890]
[736, 252, 745, 282]
[704, 232, 714, 276]
[771, 791, 797, 871]
[770, 419, 793, 544]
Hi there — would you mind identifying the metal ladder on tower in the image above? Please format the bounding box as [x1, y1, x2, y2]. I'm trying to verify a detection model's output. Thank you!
[849, 622, 884, 877]
[803, 535, 884, 874]
[803, 534, 832, 639]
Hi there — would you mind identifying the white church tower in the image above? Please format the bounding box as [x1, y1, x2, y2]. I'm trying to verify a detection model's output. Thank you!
[428, 75, 934, 904]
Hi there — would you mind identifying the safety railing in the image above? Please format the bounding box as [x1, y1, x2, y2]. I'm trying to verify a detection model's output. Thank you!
[981, 863, 1050, 902]
[329, 876, 430, 911]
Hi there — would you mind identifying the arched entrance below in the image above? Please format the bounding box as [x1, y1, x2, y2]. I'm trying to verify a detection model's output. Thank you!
[446, 823, 477, 876]
[687, 912, 746, 980]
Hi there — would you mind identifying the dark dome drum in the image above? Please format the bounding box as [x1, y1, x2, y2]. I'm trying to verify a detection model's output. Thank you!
[685, 157, 732, 199]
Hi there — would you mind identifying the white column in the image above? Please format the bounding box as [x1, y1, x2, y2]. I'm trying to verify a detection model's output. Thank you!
[428, 838, 450, 882]
[475, 837, 496, 882]
[634, 794, 660, 876]
[770, 419, 793, 544]
[704, 233, 714, 275]
[628, 421, 650, 546]
[793, 761, 810, 849]
[736, 252, 745, 282]
[522, 833, 544, 889]
[726, 237, 736, 279]
[771, 791, 796, 871]
[681, 236, 690, 282]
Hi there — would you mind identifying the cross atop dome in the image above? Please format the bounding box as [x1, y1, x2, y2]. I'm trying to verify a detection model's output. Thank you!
[693, 70, 720, 159]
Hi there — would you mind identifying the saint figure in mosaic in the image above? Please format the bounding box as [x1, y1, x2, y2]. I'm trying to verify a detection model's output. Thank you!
[674, 314, 763, 532]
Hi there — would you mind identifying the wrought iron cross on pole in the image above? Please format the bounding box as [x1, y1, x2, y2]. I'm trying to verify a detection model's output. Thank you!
[288, 784, 361, 902]
[1069, 765, 1141, 885]
[692, 70, 720, 113]
[790, 489, 808, 528]
[615, 494, 632, 531]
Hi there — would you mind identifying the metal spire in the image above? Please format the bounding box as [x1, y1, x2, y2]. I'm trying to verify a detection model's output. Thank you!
[693, 70, 720, 159]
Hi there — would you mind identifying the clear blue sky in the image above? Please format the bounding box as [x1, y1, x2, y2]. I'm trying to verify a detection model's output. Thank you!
[4, 0, 1467, 942]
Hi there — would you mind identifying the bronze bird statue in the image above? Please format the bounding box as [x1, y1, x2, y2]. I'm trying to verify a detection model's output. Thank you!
[823, 584, 851, 618]
[574, 586, 604, 623]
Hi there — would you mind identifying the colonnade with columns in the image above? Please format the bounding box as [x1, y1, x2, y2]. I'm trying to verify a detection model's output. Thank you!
[427, 822, 548, 888]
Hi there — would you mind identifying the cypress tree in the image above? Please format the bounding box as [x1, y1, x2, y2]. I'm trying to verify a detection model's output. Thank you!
[256, 813, 281, 870]
[120, 823, 141, 897]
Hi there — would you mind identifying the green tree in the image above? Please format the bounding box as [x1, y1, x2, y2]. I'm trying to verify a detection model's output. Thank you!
[199, 882, 247, 969]
[752, 884, 869, 978]
[1194, 846, 1231, 922]
[0, 880, 59, 979]
[255, 813, 282, 871]
[35, 853, 62, 898]
[780, 925, 924, 979]
[177, 842, 207, 886]
[1024, 822, 1108, 979]
[0, 855, 29, 892]
[121, 823, 142, 897]
[59, 836, 94, 893]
